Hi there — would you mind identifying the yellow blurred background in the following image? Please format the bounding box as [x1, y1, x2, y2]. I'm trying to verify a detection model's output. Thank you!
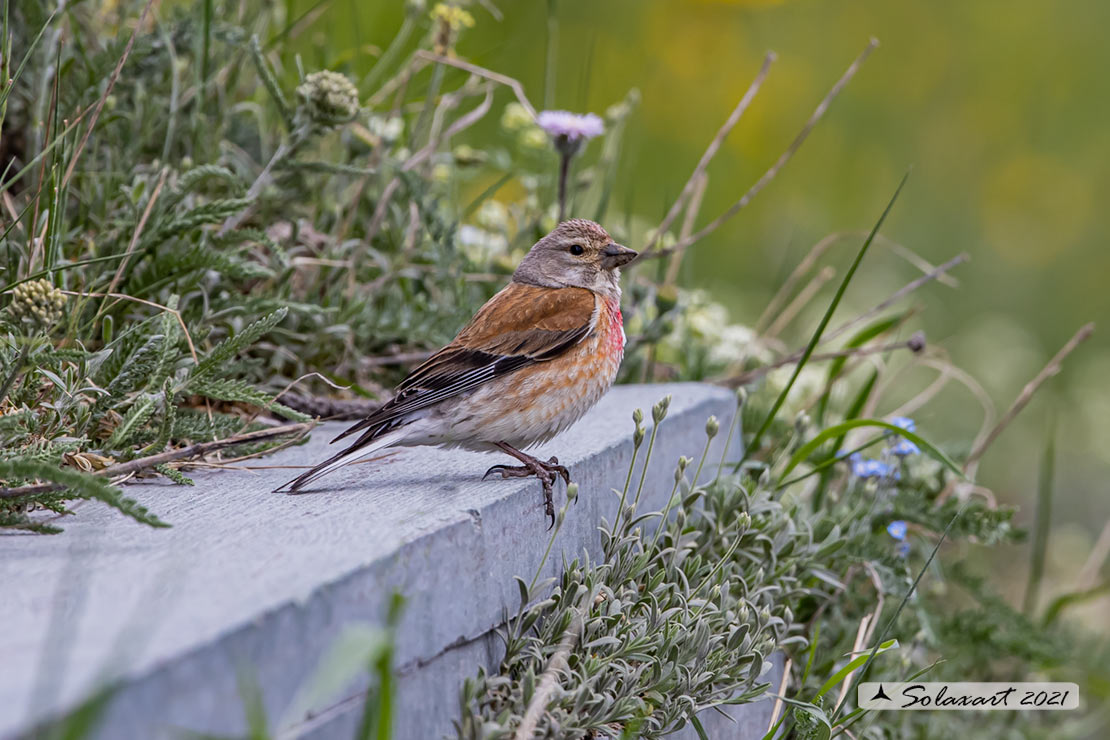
[293, 0, 1109, 609]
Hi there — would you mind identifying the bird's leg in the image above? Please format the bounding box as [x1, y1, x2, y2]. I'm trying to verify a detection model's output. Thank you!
[484, 442, 571, 527]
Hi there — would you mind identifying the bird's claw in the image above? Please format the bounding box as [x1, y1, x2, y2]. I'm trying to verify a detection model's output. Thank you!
[483, 463, 531, 480]
[483, 450, 570, 527]
[544, 456, 571, 485]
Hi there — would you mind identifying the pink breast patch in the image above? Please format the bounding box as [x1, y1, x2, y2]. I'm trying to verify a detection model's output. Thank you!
[607, 301, 626, 353]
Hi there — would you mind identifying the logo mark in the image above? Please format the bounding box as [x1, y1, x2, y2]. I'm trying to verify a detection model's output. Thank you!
[870, 684, 892, 702]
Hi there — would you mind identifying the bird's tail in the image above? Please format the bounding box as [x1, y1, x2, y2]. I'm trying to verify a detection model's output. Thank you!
[273, 427, 407, 494]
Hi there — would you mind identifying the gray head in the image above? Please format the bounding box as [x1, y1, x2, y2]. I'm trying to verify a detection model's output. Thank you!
[512, 219, 637, 298]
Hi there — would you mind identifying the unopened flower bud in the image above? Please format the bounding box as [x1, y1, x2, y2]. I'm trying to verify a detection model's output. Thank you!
[633, 425, 645, 447]
[566, 483, 578, 501]
[705, 415, 720, 439]
[652, 395, 672, 424]
[907, 330, 926, 354]
[735, 387, 748, 406]
[452, 144, 486, 166]
[501, 102, 534, 132]
[737, 511, 752, 529]
[296, 70, 359, 127]
[654, 285, 678, 313]
[519, 127, 548, 150]
[632, 408, 644, 426]
[794, 412, 810, 433]
[9, 278, 66, 328]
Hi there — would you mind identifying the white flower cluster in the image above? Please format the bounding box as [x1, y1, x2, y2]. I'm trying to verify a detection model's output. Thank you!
[8, 278, 67, 327]
[458, 200, 512, 265]
[626, 287, 767, 377]
[296, 70, 360, 127]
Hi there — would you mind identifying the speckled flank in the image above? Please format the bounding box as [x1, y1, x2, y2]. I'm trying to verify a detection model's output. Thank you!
[422, 294, 624, 450]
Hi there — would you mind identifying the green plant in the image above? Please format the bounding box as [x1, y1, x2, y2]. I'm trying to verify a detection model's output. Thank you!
[454, 180, 1104, 737]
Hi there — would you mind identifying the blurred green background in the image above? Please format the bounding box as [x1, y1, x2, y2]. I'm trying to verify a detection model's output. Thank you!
[292, 0, 1108, 609]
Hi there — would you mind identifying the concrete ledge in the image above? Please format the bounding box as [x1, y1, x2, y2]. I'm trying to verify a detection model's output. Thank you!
[1, 383, 778, 739]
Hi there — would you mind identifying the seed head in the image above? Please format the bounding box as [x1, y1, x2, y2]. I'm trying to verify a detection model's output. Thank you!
[296, 70, 360, 128]
[8, 279, 66, 328]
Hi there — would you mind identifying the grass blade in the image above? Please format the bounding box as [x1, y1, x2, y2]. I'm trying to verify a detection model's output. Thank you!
[1023, 420, 1055, 615]
[744, 171, 910, 462]
[814, 639, 898, 701]
[779, 418, 965, 482]
[833, 502, 968, 723]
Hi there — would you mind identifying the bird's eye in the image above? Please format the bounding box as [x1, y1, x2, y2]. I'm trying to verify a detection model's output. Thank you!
[569, 244, 585, 256]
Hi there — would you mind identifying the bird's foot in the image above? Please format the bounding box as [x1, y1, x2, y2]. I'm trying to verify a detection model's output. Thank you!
[484, 448, 572, 529]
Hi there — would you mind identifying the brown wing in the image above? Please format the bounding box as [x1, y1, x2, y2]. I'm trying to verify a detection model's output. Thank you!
[331, 283, 597, 444]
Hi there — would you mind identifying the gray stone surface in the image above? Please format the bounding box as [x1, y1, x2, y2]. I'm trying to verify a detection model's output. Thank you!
[0, 383, 775, 739]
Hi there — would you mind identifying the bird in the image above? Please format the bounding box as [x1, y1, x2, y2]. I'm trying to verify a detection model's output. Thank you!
[275, 219, 638, 525]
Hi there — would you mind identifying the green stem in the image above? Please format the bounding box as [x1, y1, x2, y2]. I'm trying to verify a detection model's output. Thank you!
[557, 151, 571, 221]
[648, 468, 684, 552]
[713, 398, 742, 485]
[363, 15, 416, 95]
[410, 62, 444, 151]
[529, 500, 569, 593]
[608, 431, 643, 552]
[0, 344, 29, 404]
[776, 436, 883, 490]
[744, 172, 910, 465]
[1023, 420, 1055, 616]
[543, 0, 559, 110]
[631, 421, 660, 513]
[690, 431, 713, 489]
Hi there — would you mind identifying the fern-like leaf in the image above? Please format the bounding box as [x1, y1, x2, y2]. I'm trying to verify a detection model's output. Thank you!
[188, 376, 309, 422]
[155, 463, 194, 486]
[106, 393, 159, 451]
[103, 333, 164, 402]
[147, 197, 253, 244]
[0, 460, 170, 528]
[127, 243, 271, 297]
[189, 308, 288, 384]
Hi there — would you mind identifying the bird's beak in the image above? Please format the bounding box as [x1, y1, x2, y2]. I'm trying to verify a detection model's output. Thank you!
[601, 242, 638, 269]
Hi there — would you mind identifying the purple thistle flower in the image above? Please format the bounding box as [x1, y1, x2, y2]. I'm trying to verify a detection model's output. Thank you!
[891, 438, 921, 457]
[538, 110, 604, 220]
[536, 110, 604, 142]
[887, 520, 908, 540]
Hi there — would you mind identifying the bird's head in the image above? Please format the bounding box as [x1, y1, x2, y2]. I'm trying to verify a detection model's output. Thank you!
[512, 219, 637, 298]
